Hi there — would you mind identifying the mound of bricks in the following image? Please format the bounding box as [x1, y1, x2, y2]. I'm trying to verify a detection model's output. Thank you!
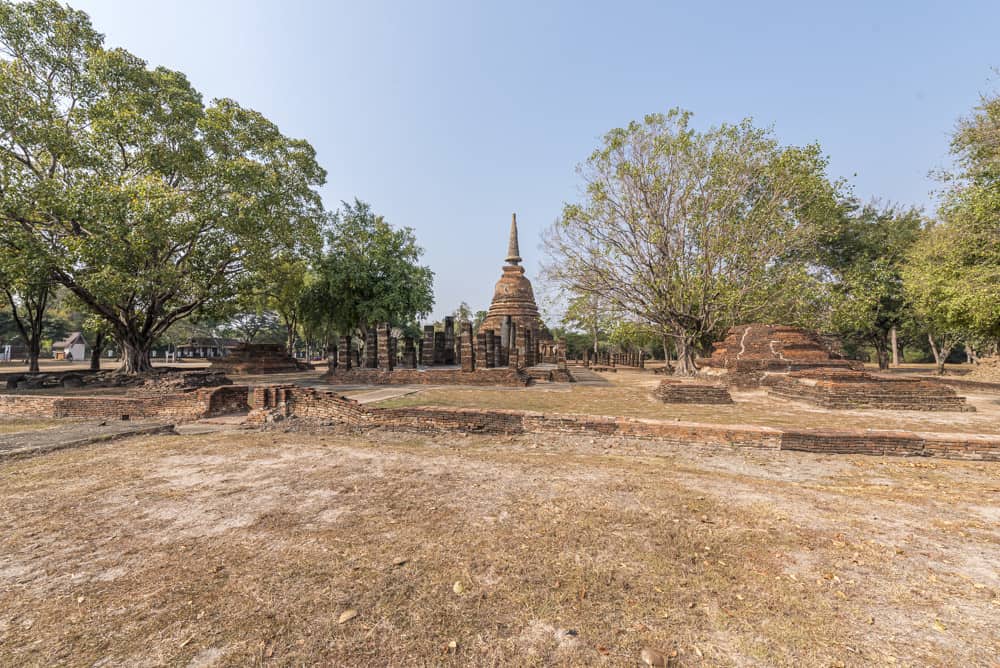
[768, 368, 973, 411]
[209, 343, 312, 375]
[700, 324, 861, 387]
[655, 378, 733, 404]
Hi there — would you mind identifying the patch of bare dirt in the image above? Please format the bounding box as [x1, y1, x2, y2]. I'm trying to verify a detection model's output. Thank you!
[0, 429, 998, 666]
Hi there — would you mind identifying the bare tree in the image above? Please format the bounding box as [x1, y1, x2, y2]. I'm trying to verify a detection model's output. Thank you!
[544, 110, 840, 375]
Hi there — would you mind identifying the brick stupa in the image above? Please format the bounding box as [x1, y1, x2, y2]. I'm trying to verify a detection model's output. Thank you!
[479, 214, 546, 336]
[700, 324, 859, 387]
[209, 343, 312, 375]
[700, 324, 971, 411]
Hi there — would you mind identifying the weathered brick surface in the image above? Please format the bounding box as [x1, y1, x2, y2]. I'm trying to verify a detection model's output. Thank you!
[769, 369, 972, 411]
[209, 343, 310, 374]
[460, 322, 474, 372]
[700, 324, 861, 387]
[322, 367, 530, 386]
[655, 379, 733, 404]
[0, 385, 248, 422]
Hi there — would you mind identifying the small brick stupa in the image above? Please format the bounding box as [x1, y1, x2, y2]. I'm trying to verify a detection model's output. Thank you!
[479, 213, 546, 336]
[701, 324, 972, 411]
[700, 324, 859, 387]
[209, 343, 312, 375]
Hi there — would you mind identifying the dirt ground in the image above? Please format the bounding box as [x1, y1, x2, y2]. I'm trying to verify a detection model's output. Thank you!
[375, 369, 1000, 436]
[1, 427, 998, 667]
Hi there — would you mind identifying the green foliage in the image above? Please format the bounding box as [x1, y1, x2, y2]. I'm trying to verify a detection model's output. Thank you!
[545, 109, 842, 374]
[901, 87, 1000, 372]
[301, 200, 434, 337]
[808, 202, 922, 368]
[0, 0, 326, 372]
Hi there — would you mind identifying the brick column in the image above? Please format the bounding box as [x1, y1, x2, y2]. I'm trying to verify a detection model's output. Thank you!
[337, 335, 352, 370]
[403, 336, 417, 369]
[377, 323, 393, 370]
[518, 326, 530, 369]
[508, 322, 519, 368]
[475, 332, 487, 371]
[494, 334, 504, 367]
[444, 316, 455, 365]
[364, 329, 377, 368]
[460, 321, 474, 372]
[484, 329, 495, 368]
[433, 331, 445, 364]
[421, 326, 435, 366]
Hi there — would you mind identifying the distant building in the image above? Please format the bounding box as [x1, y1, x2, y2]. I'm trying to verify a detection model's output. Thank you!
[53, 332, 88, 361]
[176, 337, 240, 359]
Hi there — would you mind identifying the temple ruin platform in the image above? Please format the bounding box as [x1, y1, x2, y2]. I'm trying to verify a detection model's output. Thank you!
[768, 368, 973, 411]
[209, 343, 313, 375]
[700, 323, 861, 387]
[655, 378, 733, 404]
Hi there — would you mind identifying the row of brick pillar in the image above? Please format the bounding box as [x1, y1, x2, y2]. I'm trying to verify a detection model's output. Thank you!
[332, 318, 566, 373]
[583, 349, 645, 368]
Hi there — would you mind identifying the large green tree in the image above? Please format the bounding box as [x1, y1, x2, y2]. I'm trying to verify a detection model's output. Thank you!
[0, 238, 52, 372]
[810, 202, 922, 370]
[301, 200, 434, 340]
[902, 88, 1000, 373]
[544, 110, 841, 375]
[0, 0, 326, 373]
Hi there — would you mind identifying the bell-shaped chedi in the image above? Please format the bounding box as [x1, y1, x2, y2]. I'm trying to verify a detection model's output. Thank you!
[479, 213, 545, 335]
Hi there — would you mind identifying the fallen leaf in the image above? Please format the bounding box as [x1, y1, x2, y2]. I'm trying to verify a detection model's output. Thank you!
[337, 609, 358, 624]
[640, 646, 669, 666]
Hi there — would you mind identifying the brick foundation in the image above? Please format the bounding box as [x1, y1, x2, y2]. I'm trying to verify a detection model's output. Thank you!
[243, 385, 1000, 461]
[769, 369, 972, 411]
[655, 379, 733, 404]
[322, 367, 531, 386]
[0, 385, 249, 422]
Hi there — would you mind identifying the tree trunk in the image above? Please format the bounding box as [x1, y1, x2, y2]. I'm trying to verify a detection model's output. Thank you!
[673, 333, 698, 376]
[890, 327, 899, 367]
[27, 338, 40, 374]
[4, 285, 48, 374]
[119, 336, 154, 374]
[927, 333, 951, 376]
[90, 331, 105, 371]
[874, 335, 890, 371]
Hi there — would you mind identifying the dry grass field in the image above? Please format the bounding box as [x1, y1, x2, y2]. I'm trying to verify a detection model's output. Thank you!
[2, 427, 999, 666]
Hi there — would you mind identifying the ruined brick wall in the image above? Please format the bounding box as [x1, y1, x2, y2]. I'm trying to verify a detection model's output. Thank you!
[768, 369, 972, 411]
[0, 385, 248, 421]
[655, 379, 733, 404]
[322, 367, 530, 387]
[240, 384, 1000, 461]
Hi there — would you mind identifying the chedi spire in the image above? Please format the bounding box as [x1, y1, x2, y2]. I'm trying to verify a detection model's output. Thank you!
[506, 213, 522, 265]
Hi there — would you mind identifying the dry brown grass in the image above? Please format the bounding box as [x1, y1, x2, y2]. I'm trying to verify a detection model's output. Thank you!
[0, 418, 66, 434]
[374, 369, 1000, 435]
[1, 428, 998, 666]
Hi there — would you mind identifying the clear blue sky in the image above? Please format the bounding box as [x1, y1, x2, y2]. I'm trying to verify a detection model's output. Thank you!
[71, 0, 998, 322]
